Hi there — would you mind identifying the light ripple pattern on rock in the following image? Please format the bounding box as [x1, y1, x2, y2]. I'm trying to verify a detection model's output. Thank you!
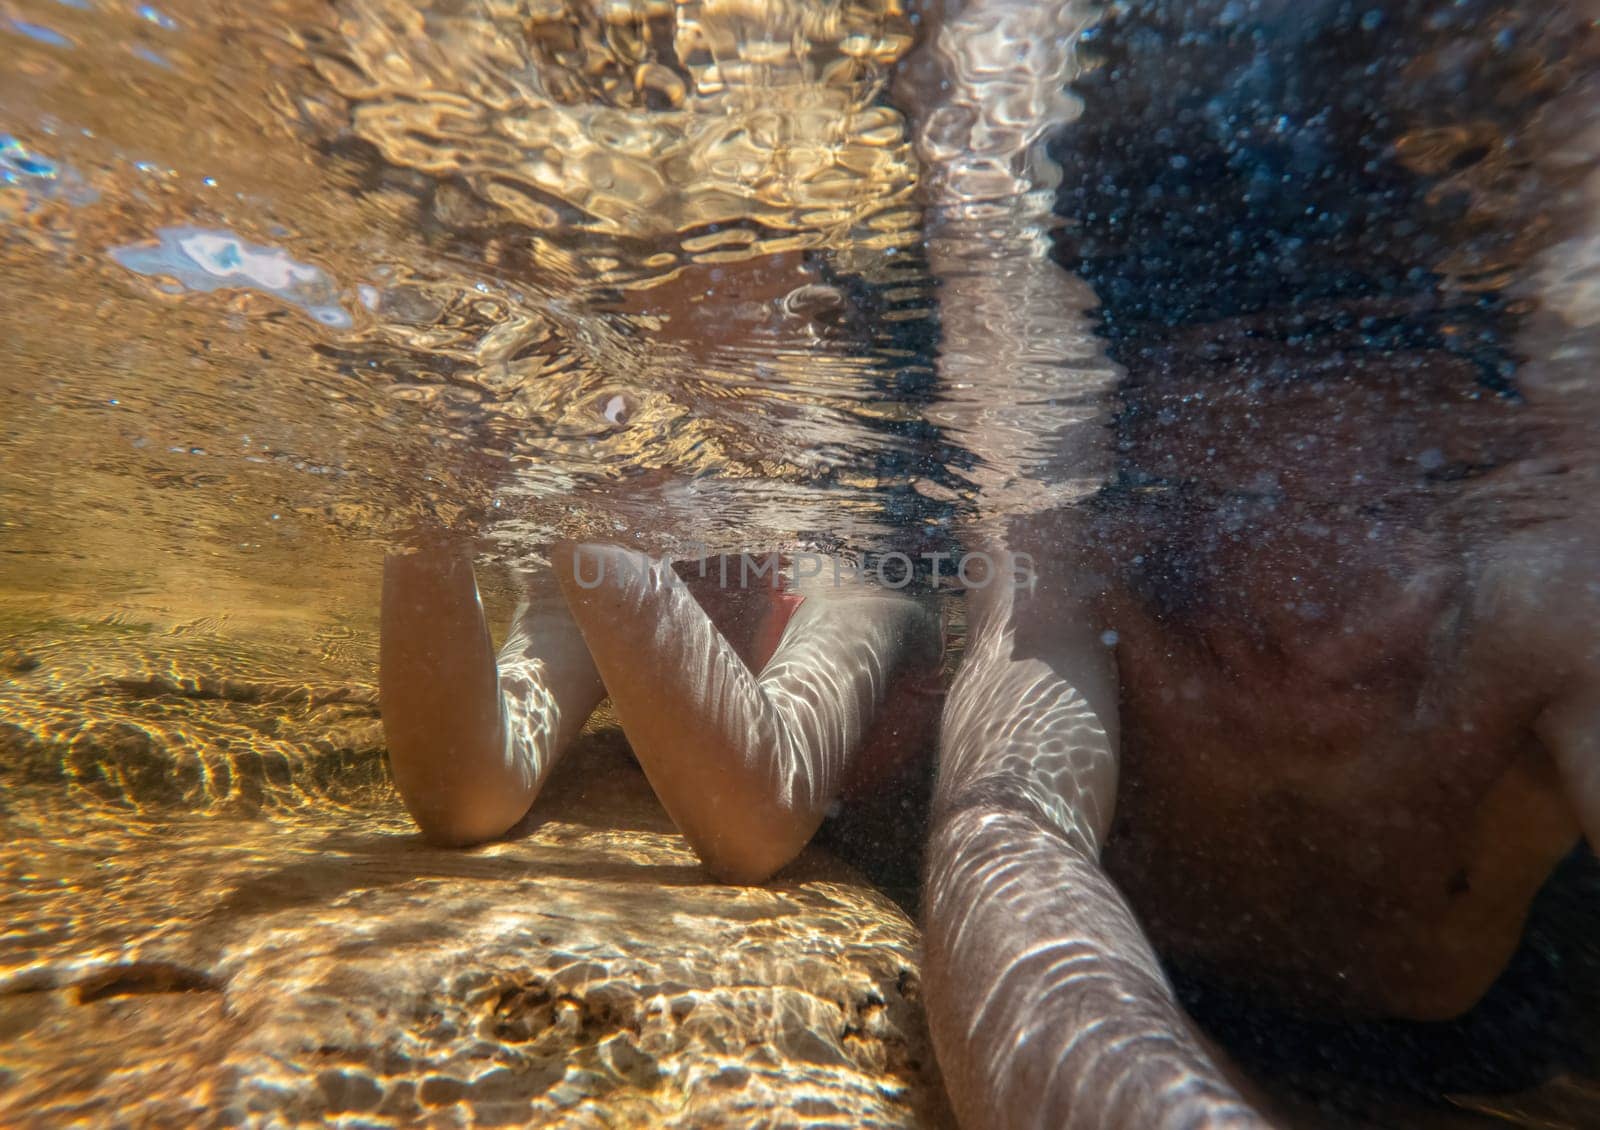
[0, 709, 950, 1128]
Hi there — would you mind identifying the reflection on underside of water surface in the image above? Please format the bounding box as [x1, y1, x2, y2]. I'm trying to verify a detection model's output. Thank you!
[2, 0, 1599, 1127]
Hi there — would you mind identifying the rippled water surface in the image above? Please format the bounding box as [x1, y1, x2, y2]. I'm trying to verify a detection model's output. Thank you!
[5, 0, 964, 619]
[4, 0, 1600, 1126]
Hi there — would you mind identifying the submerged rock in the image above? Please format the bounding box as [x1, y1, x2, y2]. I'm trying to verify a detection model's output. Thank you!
[0, 624, 950, 1129]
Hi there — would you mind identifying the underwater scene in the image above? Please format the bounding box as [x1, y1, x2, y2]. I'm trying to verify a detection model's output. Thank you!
[2, 0, 1598, 1126]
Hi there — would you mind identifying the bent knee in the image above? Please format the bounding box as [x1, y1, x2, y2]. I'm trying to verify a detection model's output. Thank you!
[687, 820, 813, 885]
[395, 780, 532, 848]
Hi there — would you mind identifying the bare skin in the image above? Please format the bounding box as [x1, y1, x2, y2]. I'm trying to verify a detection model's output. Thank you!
[381, 539, 942, 882]
[1009, 355, 1599, 1130]
[1080, 359, 1594, 1020]
[552, 544, 941, 883]
[929, 557, 1270, 1130]
[380, 536, 605, 847]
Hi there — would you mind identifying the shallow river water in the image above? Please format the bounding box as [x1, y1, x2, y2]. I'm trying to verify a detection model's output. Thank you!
[2, 1, 1599, 1127]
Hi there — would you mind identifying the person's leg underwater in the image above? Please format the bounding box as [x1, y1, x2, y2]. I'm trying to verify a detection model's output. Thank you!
[554, 545, 943, 884]
[899, 0, 1272, 1124]
[380, 534, 605, 846]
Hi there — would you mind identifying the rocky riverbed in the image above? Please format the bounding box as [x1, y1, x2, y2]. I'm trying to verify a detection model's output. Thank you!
[0, 617, 950, 1128]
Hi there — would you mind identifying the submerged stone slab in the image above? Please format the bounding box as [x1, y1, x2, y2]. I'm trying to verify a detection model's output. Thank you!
[0, 749, 950, 1127]
[0, 623, 951, 1128]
